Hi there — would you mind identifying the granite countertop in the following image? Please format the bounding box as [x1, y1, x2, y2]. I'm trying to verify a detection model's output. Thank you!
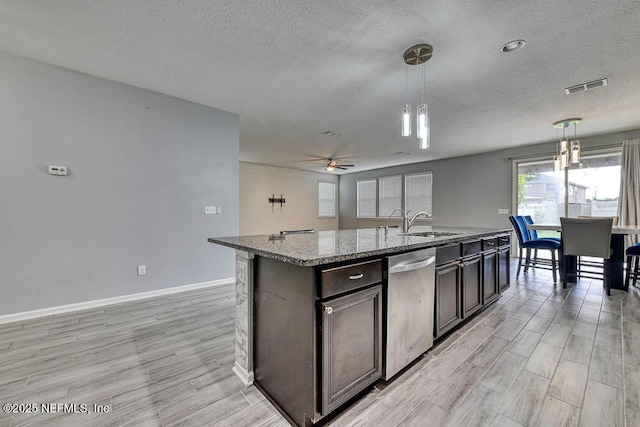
[208, 226, 511, 267]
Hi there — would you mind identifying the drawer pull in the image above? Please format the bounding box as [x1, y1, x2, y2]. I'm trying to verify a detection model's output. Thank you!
[487, 241, 495, 245]
[349, 273, 364, 280]
[324, 306, 333, 314]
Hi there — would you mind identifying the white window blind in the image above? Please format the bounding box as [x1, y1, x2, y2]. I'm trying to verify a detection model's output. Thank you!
[405, 172, 433, 216]
[378, 176, 402, 217]
[318, 182, 336, 217]
[357, 179, 377, 217]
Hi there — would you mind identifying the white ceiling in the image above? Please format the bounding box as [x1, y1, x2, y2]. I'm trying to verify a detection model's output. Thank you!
[1, 0, 639, 174]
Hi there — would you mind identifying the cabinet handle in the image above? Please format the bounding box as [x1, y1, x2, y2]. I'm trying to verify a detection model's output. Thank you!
[349, 273, 364, 280]
[324, 306, 333, 314]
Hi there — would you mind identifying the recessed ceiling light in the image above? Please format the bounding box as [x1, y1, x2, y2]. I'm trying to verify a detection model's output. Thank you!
[500, 39, 526, 53]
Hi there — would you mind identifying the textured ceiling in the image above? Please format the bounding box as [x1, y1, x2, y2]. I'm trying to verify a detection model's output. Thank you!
[1, 0, 639, 173]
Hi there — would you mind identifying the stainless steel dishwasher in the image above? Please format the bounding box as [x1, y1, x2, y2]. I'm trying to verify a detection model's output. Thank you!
[384, 248, 436, 379]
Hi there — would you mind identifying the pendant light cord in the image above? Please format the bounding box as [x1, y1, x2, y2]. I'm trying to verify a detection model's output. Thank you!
[421, 63, 425, 104]
[405, 64, 408, 100]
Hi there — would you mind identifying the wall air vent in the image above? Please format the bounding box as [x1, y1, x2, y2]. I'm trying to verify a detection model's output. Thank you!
[564, 78, 608, 95]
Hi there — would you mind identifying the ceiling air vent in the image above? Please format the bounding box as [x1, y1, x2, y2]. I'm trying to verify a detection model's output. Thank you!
[564, 78, 608, 95]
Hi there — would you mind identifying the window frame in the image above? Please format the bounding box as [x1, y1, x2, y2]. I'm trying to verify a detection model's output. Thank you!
[318, 181, 337, 218]
[404, 172, 433, 221]
[355, 172, 433, 220]
[356, 178, 378, 218]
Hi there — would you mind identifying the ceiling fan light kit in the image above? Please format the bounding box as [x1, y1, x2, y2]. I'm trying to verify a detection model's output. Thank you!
[325, 159, 354, 172]
[401, 44, 433, 150]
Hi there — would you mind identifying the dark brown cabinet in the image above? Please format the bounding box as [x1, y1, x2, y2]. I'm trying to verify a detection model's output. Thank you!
[482, 236, 500, 305]
[253, 255, 383, 426]
[320, 285, 382, 414]
[435, 234, 511, 339]
[482, 250, 499, 303]
[461, 254, 482, 318]
[435, 261, 462, 338]
[496, 236, 511, 292]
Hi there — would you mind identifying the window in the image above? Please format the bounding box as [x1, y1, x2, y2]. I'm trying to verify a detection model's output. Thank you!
[357, 179, 377, 217]
[378, 176, 402, 217]
[356, 172, 433, 219]
[515, 151, 621, 225]
[405, 172, 433, 215]
[318, 181, 336, 217]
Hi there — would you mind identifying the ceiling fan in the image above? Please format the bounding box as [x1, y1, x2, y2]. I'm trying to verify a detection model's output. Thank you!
[325, 158, 354, 172]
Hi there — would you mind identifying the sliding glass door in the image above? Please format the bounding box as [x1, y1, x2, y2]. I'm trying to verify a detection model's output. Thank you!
[515, 151, 621, 244]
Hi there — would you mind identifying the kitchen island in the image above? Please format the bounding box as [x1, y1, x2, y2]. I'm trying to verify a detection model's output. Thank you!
[208, 226, 511, 426]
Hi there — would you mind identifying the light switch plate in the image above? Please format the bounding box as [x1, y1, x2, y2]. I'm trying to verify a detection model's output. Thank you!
[498, 208, 510, 215]
[204, 206, 216, 215]
[216, 206, 222, 214]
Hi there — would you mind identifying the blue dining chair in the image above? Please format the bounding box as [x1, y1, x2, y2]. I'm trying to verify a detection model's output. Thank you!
[509, 215, 561, 282]
[523, 215, 561, 242]
[625, 243, 640, 290]
[522, 215, 561, 266]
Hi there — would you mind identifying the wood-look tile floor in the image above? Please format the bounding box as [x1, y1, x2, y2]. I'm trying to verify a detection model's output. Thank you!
[0, 262, 639, 426]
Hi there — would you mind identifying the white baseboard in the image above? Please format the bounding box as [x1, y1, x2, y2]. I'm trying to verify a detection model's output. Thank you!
[232, 361, 254, 387]
[0, 277, 235, 325]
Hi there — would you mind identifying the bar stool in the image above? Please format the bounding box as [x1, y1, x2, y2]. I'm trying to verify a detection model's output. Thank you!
[509, 215, 560, 282]
[625, 243, 640, 290]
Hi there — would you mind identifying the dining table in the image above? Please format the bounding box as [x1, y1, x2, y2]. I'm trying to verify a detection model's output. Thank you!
[526, 223, 640, 291]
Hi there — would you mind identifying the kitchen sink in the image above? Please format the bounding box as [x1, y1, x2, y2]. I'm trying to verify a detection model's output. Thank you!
[398, 231, 461, 238]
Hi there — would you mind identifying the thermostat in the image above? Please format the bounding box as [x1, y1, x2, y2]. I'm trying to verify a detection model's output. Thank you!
[48, 165, 68, 176]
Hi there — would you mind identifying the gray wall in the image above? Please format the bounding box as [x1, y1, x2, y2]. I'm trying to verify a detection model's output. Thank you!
[0, 52, 239, 316]
[339, 129, 640, 230]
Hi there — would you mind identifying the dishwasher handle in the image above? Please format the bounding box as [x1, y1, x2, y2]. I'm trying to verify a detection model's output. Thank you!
[389, 256, 436, 274]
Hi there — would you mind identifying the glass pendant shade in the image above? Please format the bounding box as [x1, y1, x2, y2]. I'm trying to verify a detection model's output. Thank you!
[419, 106, 430, 149]
[570, 140, 581, 164]
[401, 104, 412, 136]
[416, 104, 428, 139]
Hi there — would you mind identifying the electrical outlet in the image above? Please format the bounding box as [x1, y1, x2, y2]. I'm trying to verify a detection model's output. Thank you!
[137, 265, 146, 276]
[204, 206, 216, 215]
[216, 206, 222, 214]
[498, 209, 510, 215]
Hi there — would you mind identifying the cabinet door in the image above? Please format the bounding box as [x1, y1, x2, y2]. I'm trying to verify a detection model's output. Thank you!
[321, 285, 382, 415]
[498, 247, 511, 292]
[483, 251, 499, 304]
[461, 255, 482, 318]
[435, 262, 462, 338]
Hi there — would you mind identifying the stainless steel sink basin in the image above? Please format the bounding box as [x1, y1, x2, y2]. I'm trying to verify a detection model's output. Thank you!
[398, 231, 461, 238]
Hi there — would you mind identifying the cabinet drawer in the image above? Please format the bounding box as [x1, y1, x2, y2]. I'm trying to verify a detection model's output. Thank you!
[482, 238, 498, 251]
[461, 240, 481, 257]
[320, 260, 382, 298]
[436, 243, 461, 266]
[498, 235, 511, 247]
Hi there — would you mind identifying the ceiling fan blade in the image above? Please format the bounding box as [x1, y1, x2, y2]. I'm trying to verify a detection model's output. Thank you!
[336, 166, 349, 170]
[337, 164, 355, 167]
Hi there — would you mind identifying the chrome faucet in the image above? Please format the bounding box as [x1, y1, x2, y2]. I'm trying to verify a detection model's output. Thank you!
[406, 211, 433, 233]
[385, 208, 409, 234]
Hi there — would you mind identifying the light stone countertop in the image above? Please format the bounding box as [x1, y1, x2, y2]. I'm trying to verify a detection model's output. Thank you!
[208, 226, 512, 267]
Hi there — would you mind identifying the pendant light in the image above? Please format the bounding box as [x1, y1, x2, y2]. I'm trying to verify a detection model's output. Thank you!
[401, 44, 433, 149]
[401, 66, 411, 137]
[553, 118, 582, 172]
